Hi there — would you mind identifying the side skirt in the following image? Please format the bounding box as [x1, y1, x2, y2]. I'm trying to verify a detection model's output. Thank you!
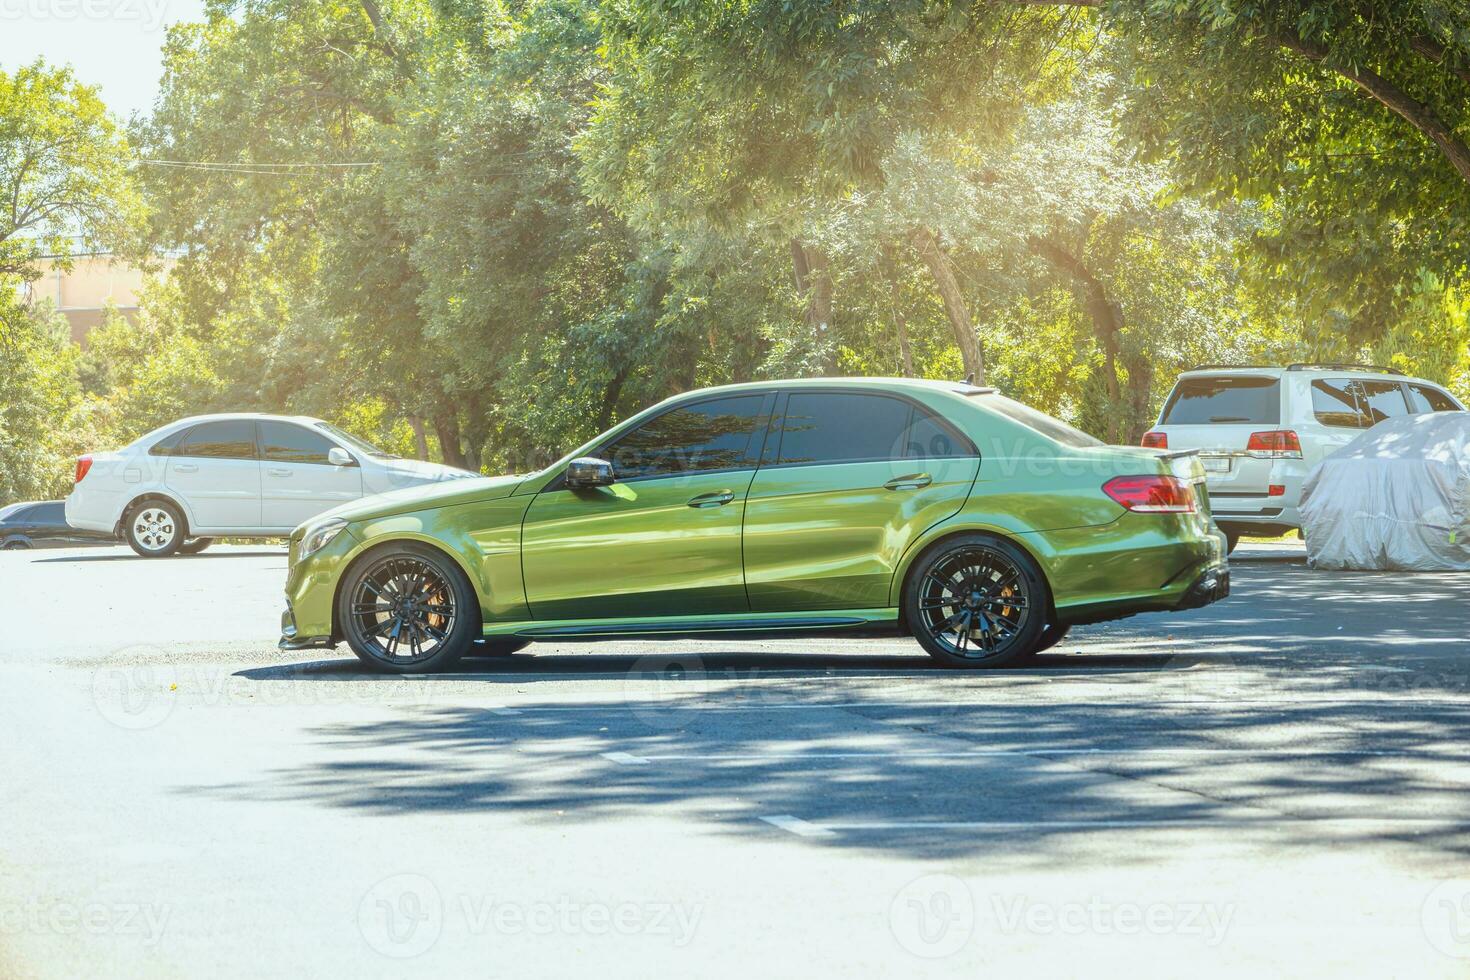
[483, 608, 903, 643]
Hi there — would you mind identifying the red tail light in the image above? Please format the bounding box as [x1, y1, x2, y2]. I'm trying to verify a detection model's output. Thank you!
[1103, 475, 1197, 514]
[74, 455, 93, 484]
[1141, 431, 1168, 449]
[1246, 430, 1302, 458]
[1268, 484, 1286, 497]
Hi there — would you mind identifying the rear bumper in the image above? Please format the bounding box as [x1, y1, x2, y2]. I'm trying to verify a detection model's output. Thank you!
[64, 490, 124, 535]
[1175, 562, 1230, 610]
[1211, 505, 1300, 537]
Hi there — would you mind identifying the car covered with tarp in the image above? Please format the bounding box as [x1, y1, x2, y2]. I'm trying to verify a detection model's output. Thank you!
[1300, 411, 1470, 570]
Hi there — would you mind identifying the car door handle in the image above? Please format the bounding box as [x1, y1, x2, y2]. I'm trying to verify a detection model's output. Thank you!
[174, 464, 198, 473]
[687, 491, 736, 508]
[267, 467, 292, 477]
[884, 473, 932, 491]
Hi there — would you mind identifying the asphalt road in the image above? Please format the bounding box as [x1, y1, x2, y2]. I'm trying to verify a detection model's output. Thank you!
[2, 542, 1469, 977]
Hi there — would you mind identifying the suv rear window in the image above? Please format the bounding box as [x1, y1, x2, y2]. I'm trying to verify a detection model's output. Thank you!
[1160, 376, 1280, 425]
[1312, 379, 1411, 428]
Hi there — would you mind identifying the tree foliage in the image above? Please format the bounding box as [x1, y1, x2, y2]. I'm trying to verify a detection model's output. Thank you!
[3, 1, 1469, 506]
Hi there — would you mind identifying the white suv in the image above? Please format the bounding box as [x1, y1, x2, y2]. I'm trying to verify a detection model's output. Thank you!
[1143, 364, 1464, 550]
[66, 414, 477, 556]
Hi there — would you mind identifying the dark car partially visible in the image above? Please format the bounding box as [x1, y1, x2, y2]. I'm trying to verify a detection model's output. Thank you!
[0, 501, 114, 550]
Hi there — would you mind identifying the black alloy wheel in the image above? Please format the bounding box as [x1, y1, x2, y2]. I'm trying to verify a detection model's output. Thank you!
[339, 544, 478, 673]
[906, 535, 1047, 668]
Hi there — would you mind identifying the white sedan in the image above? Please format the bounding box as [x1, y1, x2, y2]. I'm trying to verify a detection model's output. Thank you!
[65, 413, 477, 556]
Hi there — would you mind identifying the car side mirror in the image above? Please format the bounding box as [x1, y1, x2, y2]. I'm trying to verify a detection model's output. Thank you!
[327, 447, 356, 467]
[565, 456, 615, 488]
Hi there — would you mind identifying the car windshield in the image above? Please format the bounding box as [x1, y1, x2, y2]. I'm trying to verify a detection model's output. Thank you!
[973, 393, 1104, 448]
[315, 422, 399, 458]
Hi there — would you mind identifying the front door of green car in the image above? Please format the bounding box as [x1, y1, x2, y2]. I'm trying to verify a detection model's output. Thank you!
[520, 392, 775, 620]
[743, 390, 981, 611]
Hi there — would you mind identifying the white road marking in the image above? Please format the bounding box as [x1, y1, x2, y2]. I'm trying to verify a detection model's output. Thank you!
[612, 747, 1466, 762]
[815, 816, 1470, 831]
[448, 697, 1470, 712]
[760, 815, 835, 838]
[601, 751, 651, 766]
[489, 706, 522, 715]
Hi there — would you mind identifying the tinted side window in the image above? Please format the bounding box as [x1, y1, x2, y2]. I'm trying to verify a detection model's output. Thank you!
[904, 409, 968, 459]
[259, 421, 337, 464]
[1311, 380, 1369, 428]
[30, 502, 65, 526]
[8, 504, 42, 525]
[175, 420, 257, 460]
[605, 395, 765, 479]
[1359, 380, 1410, 424]
[1160, 376, 1280, 425]
[149, 428, 190, 456]
[777, 393, 960, 465]
[1408, 384, 1460, 413]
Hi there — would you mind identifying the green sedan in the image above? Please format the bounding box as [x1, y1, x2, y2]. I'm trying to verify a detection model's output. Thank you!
[280, 378, 1228, 672]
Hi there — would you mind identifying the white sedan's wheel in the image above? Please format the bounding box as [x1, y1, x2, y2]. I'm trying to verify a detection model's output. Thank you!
[126, 502, 186, 557]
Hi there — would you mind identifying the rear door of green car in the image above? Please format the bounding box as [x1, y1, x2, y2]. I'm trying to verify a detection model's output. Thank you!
[743, 390, 981, 611]
[520, 392, 775, 620]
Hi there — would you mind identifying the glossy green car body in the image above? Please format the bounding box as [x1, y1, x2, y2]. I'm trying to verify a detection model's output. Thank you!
[280, 378, 1227, 661]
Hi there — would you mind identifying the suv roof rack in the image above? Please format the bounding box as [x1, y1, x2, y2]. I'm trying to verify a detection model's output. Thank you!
[1186, 364, 1277, 371]
[1286, 362, 1404, 376]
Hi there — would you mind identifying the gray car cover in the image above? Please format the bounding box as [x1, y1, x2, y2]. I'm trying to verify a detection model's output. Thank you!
[1300, 411, 1470, 571]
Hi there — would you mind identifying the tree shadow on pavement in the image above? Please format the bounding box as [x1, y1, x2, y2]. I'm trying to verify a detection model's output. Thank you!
[192, 560, 1470, 863]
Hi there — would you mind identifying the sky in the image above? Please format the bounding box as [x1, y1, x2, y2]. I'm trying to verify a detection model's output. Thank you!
[0, 0, 210, 120]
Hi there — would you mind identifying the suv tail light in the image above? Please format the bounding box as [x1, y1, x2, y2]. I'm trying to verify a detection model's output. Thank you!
[1246, 430, 1302, 458]
[74, 455, 93, 484]
[1141, 431, 1168, 449]
[1103, 475, 1197, 514]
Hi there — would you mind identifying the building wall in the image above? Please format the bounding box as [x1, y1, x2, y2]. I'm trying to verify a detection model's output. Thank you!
[26, 254, 174, 344]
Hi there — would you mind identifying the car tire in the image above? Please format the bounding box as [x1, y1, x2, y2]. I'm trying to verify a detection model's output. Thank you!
[124, 500, 187, 557]
[1031, 622, 1072, 655]
[338, 542, 480, 674]
[475, 638, 528, 657]
[1224, 532, 1240, 555]
[905, 533, 1048, 669]
[2, 538, 30, 550]
[179, 538, 214, 555]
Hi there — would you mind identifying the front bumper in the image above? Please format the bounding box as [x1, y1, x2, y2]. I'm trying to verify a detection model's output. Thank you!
[279, 598, 334, 651]
[279, 525, 362, 650]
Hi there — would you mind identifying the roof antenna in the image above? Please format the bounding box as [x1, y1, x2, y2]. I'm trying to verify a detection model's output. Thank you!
[963, 373, 975, 386]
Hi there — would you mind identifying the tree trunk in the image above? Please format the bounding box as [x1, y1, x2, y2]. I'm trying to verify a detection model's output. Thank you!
[407, 416, 429, 461]
[598, 368, 627, 431]
[1276, 29, 1470, 186]
[791, 239, 836, 373]
[432, 413, 468, 470]
[1032, 236, 1142, 442]
[880, 245, 915, 377]
[910, 226, 984, 383]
